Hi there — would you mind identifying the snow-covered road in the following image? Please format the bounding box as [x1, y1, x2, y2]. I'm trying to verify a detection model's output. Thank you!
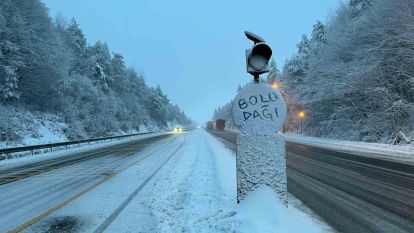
[208, 130, 414, 233]
[1, 129, 332, 233]
[0, 134, 178, 232]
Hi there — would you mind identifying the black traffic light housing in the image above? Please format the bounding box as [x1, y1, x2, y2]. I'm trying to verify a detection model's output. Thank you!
[244, 31, 272, 82]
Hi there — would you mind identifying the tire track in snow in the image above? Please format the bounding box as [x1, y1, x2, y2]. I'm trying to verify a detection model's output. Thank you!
[8, 135, 180, 233]
[93, 135, 187, 233]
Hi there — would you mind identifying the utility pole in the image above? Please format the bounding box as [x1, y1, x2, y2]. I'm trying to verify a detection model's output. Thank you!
[299, 111, 305, 135]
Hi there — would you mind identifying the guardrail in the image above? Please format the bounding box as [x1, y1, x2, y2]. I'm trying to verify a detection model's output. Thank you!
[0, 131, 158, 160]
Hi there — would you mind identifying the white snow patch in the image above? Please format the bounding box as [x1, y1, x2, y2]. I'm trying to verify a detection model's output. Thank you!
[22, 119, 67, 146]
[237, 185, 323, 233]
[147, 129, 329, 232]
[0, 111, 68, 149]
[286, 134, 414, 161]
[138, 124, 150, 133]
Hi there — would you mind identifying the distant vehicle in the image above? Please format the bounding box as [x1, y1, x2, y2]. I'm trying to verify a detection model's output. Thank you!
[173, 127, 183, 133]
[215, 119, 225, 131]
[172, 125, 183, 133]
[206, 121, 214, 130]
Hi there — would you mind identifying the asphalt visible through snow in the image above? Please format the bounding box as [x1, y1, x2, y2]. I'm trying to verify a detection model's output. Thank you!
[0, 133, 179, 233]
[0, 134, 172, 186]
[208, 130, 414, 233]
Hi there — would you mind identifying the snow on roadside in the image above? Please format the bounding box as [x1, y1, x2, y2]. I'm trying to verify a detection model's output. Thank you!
[0, 132, 169, 169]
[0, 112, 69, 149]
[21, 119, 68, 146]
[238, 185, 326, 233]
[285, 134, 414, 161]
[213, 128, 413, 161]
[147, 129, 328, 233]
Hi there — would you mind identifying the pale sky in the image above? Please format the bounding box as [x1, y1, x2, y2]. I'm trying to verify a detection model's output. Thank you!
[42, 0, 342, 124]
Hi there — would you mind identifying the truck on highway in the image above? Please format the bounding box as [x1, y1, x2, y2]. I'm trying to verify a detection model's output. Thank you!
[215, 119, 225, 131]
[206, 121, 214, 130]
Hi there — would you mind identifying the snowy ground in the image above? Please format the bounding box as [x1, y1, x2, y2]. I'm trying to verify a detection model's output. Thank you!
[224, 128, 413, 161]
[21, 119, 68, 147]
[22, 129, 333, 233]
[286, 134, 414, 161]
[146, 130, 330, 233]
[0, 108, 162, 149]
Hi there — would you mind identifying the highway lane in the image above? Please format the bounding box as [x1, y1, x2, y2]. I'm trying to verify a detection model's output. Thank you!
[209, 130, 414, 233]
[0, 133, 180, 232]
[0, 134, 172, 185]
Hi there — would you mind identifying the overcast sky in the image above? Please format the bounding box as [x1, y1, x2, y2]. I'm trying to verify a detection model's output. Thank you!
[42, 0, 342, 124]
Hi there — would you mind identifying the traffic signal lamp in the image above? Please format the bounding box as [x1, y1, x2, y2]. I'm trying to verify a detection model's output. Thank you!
[245, 31, 273, 78]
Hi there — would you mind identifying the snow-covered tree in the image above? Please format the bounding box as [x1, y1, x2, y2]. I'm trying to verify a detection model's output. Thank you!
[267, 58, 281, 84]
[110, 52, 125, 88]
[92, 62, 108, 91]
[88, 41, 112, 90]
[0, 65, 19, 99]
[0, 0, 192, 143]
[0, 0, 26, 101]
[281, 0, 414, 143]
[148, 85, 169, 126]
[309, 21, 327, 54]
[285, 35, 310, 77]
[67, 18, 87, 56]
[349, 0, 372, 16]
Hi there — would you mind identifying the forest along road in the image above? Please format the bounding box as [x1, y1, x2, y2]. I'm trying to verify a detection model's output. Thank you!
[208, 130, 414, 233]
[0, 132, 182, 233]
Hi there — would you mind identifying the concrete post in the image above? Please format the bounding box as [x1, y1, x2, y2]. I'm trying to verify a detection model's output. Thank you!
[236, 133, 287, 205]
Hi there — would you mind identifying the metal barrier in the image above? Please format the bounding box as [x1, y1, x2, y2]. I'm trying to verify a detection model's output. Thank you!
[0, 131, 157, 160]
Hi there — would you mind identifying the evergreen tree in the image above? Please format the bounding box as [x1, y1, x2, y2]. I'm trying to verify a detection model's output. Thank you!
[310, 21, 327, 54]
[267, 58, 281, 84]
[148, 85, 169, 126]
[0, 0, 192, 144]
[0, 66, 19, 99]
[111, 53, 125, 77]
[89, 41, 112, 90]
[350, 0, 372, 15]
[65, 18, 90, 76]
[67, 18, 86, 56]
[281, 0, 414, 143]
[0, 0, 27, 101]
[286, 35, 310, 77]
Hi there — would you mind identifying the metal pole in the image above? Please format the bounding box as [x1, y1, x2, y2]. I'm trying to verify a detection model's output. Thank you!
[254, 75, 259, 83]
[300, 118, 303, 135]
